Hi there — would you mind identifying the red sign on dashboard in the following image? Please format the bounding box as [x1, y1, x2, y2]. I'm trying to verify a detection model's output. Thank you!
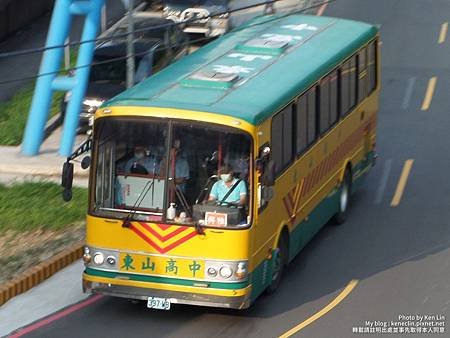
[205, 212, 227, 227]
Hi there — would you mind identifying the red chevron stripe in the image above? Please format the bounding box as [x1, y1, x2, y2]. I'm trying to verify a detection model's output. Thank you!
[328, 154, 334, 174]
[319, 160, 326, 181]
[300, 175, 308, 198]
[330, 148, 337, 170]
[334, 147, 339, 167]
[130, 224, 197, 254]
[282, 123, 372, 215]
[305, 170, 314, 193]
[156, 223, 172, 231]
[328, 152, 333, 173]
[312, 165, 320, 187]
[317, 163, 323, 183]
[130, 224, 165, 253]
[324, 157, 331, 178]
[138, 222, 188, 242]
[287, 189, 295, 208]
[312, 167, 318, 188]
[283, 196, 292, 217]
[161, 230, 198, 253]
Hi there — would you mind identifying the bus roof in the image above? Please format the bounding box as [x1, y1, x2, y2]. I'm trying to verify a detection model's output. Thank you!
[103, 14, 378, 125]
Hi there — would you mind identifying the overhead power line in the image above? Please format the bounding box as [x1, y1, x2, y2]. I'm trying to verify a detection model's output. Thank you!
[0, 0, 335, 86]
[0, 0, 332, 59]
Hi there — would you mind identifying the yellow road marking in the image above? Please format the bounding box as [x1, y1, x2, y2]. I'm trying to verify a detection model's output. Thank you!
[421, 77, 437, 111]
[391, 159, 414, 207]
[279, 279, 359, 338]
[438, 22, 448, 44]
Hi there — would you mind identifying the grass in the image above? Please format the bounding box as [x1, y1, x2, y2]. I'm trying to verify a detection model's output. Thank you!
[0, 49, 77, 145]
[0, 182, 87, 232]
[0, 86, 63, 145]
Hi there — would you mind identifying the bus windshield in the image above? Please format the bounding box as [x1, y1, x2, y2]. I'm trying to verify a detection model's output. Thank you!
[92, 118, 252, 228]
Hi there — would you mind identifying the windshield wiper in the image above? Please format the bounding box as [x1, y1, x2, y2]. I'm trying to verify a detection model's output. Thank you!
[121, 180, 155, 227]
[122, 163, 157, 228]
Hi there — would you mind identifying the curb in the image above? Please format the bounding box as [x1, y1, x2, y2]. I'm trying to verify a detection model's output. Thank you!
[0, 242, 84, 307]
[0, 164, 90, 178]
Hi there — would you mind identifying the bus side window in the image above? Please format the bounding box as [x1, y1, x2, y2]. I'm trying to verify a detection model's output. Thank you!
[271, 112, 283, 174]
[358, 47, 368, 103]
[368, 40, 377, 93]
[296, 95, 308, 155]
[319, 77, 330, 134]
[349, 55, 357, 109]
[340, 60, 350, 117]
[283, 105, 293, 167]
[329, 70, 338, 125]
[271, 104, 294, 175]
[297, 86, 318, 153]
[307, 87, 317, 144]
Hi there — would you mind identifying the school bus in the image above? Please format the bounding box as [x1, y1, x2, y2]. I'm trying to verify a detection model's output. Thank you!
[74, 13, 379, 309]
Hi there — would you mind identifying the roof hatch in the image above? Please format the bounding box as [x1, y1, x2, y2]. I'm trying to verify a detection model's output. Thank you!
[236, 38, 289, 56]
[181, 70, 239, 90]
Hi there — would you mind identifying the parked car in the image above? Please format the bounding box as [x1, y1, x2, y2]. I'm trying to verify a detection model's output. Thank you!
[162, 0, 230, 37]
[61, 15, 189, 133]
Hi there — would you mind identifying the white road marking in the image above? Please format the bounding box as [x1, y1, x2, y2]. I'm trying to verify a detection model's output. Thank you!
[375, 159, 392, 204]
[402, 77, 416, 110]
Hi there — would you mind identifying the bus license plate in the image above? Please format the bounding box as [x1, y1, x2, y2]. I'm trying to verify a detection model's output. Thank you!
[147, 297, 171, 310]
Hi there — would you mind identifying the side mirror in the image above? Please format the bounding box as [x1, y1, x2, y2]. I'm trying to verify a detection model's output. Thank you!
[261, 160, 276, 186]
[261, 186, 274, 201]
[61, 162, 74, 201]
[81, 156, 91, 169]
[256, 145, 275, 186]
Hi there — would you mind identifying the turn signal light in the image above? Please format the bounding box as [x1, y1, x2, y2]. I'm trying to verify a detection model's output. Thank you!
[83, 253, 92, 264]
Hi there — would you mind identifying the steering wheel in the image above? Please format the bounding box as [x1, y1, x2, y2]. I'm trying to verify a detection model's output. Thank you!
[217, 200, 240, 208]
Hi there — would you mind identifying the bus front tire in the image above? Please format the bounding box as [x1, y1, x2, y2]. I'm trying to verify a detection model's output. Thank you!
[333, 169, 352, 225]
[266, 234, 288, 294]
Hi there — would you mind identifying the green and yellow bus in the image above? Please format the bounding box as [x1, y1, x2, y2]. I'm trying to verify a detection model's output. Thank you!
[76, 13, 379, 309]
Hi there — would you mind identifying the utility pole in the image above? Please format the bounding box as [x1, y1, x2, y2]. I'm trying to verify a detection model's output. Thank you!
[126, 0, 135, 88]
[101, 4, 107, 32]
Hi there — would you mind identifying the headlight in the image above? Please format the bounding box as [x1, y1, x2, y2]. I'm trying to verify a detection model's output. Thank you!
[83, 98, 104, 108]
[205, 260, 248, 281]
[106, 256, 116, 266]
[219, 265, 233, 279]
[207, 267, 218, 277]
[93, 252, 105, 265]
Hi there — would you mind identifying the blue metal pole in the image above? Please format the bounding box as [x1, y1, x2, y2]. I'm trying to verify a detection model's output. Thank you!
[60, 0, 104, 157]
[22, 0, 73, 156]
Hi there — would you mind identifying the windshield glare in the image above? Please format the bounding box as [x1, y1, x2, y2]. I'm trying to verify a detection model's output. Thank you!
[93, 118, 252, 228]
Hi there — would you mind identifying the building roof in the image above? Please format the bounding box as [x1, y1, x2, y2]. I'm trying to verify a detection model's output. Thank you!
[103, 13, 378, 125]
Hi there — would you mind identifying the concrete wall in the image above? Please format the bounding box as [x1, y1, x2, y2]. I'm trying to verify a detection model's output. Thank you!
[0, 0, 54, 41]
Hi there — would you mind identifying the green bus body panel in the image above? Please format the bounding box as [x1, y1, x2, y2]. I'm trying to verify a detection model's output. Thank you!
[249, 155, 375, 302]
[85, 268, 249, 290]
[103, 14, 378, 125]
[288, 155, 375, 261]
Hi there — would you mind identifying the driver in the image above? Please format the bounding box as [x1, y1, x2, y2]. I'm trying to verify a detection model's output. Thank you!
[209, 165, 247, 206]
